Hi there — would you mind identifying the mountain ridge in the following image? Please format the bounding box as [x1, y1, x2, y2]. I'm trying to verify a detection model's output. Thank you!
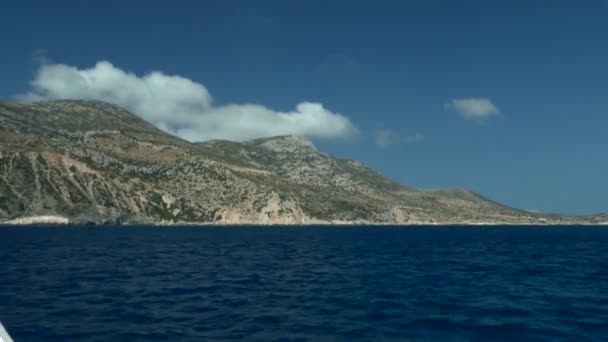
[0, 100, 603, 225]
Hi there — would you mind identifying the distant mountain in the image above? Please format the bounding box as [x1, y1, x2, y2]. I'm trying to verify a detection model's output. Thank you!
[0, 100, 599, 225]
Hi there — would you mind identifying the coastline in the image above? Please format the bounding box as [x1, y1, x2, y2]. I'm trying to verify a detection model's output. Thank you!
[1, 215, 606, 227]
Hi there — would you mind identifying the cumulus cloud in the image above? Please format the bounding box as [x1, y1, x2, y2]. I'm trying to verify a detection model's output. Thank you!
[20, 61, 358, 142]
[375, 130, 424, 148]
[445, 98, 500, 120]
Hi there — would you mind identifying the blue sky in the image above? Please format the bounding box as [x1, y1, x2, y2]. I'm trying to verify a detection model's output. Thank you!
[1, 0, 607, 214]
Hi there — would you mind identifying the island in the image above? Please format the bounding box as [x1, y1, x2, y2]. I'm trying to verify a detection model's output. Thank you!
[1, 100, 605, 226]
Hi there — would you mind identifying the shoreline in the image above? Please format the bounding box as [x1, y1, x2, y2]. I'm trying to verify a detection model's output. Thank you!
[1, 219, 607, 228]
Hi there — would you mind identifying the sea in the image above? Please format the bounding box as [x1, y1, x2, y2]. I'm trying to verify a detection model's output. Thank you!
[0, 226, 607, 341]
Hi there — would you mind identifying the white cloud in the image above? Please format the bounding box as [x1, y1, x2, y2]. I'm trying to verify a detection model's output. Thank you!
[375, 130, 424, 148]
[445, 98, 500, 120]
[20, 61, 358, 142]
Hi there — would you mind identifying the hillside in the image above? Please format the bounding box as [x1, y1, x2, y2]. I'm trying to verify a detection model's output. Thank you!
[0, 100, 591, 225]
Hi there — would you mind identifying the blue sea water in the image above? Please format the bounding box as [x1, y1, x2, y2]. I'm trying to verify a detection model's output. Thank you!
[0, 226, 607, 341]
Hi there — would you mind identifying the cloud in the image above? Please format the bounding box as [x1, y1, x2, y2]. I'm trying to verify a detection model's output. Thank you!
[445, 98, 500, 120]
[375, 130, 424, 148]
[19, 61, 359, 142]
[375, 130, 398, 148]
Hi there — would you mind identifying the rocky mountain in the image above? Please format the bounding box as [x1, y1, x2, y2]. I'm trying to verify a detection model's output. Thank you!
[0, 100, 596, 225]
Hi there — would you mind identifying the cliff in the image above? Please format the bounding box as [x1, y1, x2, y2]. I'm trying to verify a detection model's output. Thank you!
[0, 100, 591, 225]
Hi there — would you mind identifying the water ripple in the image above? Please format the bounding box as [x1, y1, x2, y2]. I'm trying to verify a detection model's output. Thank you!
[1, 226, 607, 341]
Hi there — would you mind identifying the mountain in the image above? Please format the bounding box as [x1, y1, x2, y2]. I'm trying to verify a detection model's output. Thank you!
[0, 100, 595, 225]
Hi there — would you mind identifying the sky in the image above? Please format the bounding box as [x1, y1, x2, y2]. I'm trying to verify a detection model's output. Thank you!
[1, 0, 607, 214]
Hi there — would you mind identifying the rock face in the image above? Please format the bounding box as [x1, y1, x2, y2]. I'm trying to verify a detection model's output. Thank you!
[0, 100, 593, 225]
